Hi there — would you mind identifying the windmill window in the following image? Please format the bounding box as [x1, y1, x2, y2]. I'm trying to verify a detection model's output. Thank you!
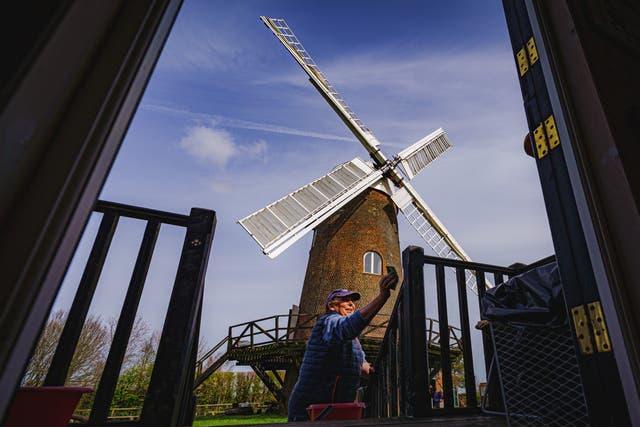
[363, 251, 382, 275]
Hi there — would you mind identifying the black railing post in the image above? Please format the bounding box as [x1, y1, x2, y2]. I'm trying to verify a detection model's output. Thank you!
[389, 326, 398, 416]
[44, 210, 119, 386]
[139, 208, 216, 427]
[88, 219, 160, 425]
[400, 246, 429, 417]
[435, 264, 453, 409]
[493, 273, 504, 287]
[180, 297, 202, 427]
[476, 270, 502, 410]
[455, 267, 477, 408]
[475, 270, 492, 377]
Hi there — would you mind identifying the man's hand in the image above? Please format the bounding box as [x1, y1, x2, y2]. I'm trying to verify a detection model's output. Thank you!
[361, 361, 374, 375]
[361, 272, 399, 321]
[379, 271, 399, 296]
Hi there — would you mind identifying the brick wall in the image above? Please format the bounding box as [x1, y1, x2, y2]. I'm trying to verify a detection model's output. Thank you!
[296, 187, 402, 338]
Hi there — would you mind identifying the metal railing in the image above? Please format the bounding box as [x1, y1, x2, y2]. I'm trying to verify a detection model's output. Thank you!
[41, 200, 216, 426]
[195, 311, 464, 389]
[366, 246, 553, 418]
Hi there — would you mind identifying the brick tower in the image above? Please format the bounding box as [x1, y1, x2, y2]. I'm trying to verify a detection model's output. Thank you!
[297, 186, 402, 337]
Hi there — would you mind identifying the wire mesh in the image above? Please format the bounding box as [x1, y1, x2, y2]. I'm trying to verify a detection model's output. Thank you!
[490, 322, 589, 426]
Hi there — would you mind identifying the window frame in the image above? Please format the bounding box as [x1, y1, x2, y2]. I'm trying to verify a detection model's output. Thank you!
[363, 251, 383, 275]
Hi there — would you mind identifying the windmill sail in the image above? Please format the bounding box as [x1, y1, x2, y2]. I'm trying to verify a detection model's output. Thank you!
[239, 158, 384, 259]
[260, 16, 386, 167]
[256, 16, 487, 294]
[396, 128, 452, 180]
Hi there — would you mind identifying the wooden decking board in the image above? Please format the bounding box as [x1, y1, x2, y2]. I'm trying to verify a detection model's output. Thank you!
[215, 414, 507, 427]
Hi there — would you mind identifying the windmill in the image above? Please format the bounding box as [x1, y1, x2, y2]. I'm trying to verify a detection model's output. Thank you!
[192, 17, 482, 407]
[239, 17, 485, 297]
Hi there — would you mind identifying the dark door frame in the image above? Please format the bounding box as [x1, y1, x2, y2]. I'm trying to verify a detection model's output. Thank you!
[521, 1, 640, 421]
[0, 0, 183, 422]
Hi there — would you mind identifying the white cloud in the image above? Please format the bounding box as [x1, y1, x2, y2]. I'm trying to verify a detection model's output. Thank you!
[250, 44, 524, 148]
[180, 126, 237, 167]
[179, 125, 268, 169]
[238, 139, 268, 160]
[257, 45, 513, 98]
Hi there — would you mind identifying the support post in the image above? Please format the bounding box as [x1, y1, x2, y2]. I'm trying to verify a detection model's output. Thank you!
[435, 264, 453, 409]
[44, 211, 119, 386]
[89, 219, 160, 424]
[456, 267, 477, 408]
[140, 208, 216, 427]
[400, 246, 429, 417]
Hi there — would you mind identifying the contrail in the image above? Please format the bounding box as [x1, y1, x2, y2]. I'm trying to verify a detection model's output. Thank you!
[142, 104, 354, 143]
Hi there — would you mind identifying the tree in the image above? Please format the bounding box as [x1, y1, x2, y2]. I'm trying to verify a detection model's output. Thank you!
[108, 316, 153, 372]
[67, 314, 109, 386]
[22, 310, 65, 385]
[23, 310, 109, 387]
[195, 371, 279, 405]
[111, 363, 155, 408]
[111, 332, 160, 408]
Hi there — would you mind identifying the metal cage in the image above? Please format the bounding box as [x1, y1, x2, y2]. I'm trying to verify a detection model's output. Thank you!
[486, 322, 589, 426]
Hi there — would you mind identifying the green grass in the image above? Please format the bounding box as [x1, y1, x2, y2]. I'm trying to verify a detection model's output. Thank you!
[193, 413, 287, 426]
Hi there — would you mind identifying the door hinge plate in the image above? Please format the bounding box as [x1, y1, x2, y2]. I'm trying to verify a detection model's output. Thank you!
[516, 38, 538, 77]
[526, 37, 539, 66]
[516, 47, 529, 76]
[544, 115, 560, 149]
[587, 301, 612, 353]
[533, 123, 549, 158]
[571, 305, 594, 355]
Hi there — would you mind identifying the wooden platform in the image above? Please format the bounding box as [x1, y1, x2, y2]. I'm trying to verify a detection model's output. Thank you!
[223, 414, 507, 426]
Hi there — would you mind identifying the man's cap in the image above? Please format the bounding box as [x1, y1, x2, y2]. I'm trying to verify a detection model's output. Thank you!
[325, 289, 361, 303]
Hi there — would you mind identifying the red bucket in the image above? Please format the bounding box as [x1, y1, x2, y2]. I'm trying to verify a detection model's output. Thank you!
[307, 402, 365, 421]
[4, 386, 92, 427]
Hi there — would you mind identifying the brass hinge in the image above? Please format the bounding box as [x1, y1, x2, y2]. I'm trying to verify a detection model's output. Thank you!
[571, 301, 612, 355]
[532, 114, 560, 159]
[587, 301, 612, 352]
[516, 37, 539, 77]
[571, 305, 594, 355]
[516, 47, 528, 76]
[526, 37, 539, 66]
[533, 123, 549, 158]
[544, 115, 560, 149]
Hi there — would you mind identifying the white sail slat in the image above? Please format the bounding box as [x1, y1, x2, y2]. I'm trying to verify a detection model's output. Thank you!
[396, 128, 452, 180]
[238, 158, 382, 257]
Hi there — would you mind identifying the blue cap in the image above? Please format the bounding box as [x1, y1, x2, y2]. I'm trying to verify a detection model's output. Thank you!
[325, 289, 361, 303]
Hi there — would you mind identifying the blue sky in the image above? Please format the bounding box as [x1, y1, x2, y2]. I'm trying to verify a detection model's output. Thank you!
[55, 0, 553, 376]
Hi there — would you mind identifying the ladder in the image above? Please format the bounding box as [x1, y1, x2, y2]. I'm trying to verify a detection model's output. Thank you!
[403, 202, 483, 294]
[265, 18, 373, 136]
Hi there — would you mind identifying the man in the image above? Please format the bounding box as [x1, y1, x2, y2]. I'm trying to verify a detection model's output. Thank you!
[287, 271, 399, 421]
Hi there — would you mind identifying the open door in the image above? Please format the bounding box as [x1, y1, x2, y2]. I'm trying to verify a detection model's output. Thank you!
[502, 0, 639, 424]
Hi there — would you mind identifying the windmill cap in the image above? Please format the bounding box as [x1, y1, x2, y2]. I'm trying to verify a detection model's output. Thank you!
[326, 289, 361, 304]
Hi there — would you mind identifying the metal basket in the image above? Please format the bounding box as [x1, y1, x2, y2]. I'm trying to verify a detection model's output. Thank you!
[486, 321, 590, 426]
